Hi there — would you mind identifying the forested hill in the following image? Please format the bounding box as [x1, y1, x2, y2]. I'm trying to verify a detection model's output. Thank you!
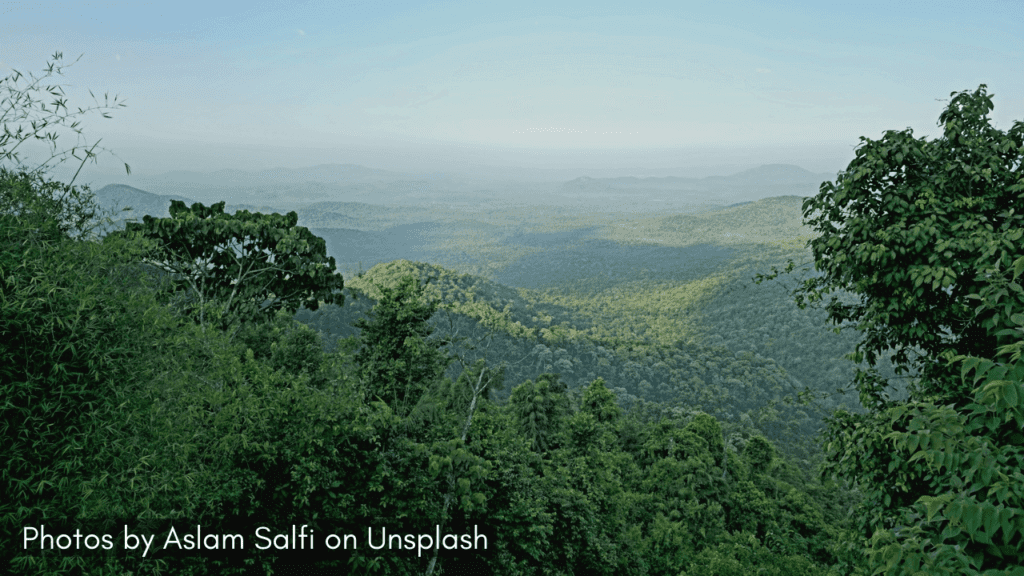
[74, 176, 902, 575]
[9, 165, 867, 575]
[90, 183, 874, 460]
[88, 183, 875, 458]
[299, 263, 812, 457]
[295, 246, 868, 467]
[92, 184, 192, 222]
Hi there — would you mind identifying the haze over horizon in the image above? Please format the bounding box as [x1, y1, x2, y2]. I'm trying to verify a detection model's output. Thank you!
[3, 0, 1022, 184]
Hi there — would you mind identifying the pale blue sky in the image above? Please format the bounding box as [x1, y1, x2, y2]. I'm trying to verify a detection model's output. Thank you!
[2, 0, 1022, 178]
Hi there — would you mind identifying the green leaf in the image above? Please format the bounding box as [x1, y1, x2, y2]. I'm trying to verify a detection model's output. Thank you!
[982, 503, 999, 539]
[998, 507, 1016, 541]
[1004, 381, 1020, 408]
[922, 495, 947, 521]
[965, 503, 983, 535]
[948, 499, 965, 524]
[907, 434, 920, 453]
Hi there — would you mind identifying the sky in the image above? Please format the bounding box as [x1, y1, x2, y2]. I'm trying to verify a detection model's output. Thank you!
[2, 0, 1022, 180]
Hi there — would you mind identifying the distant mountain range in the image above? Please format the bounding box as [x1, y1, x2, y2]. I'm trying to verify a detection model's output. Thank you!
[562, 164, 832, 191]
[91, 163, 835, 216]
[716, 163, 834, 184]
[557, 164, 833, 204]
[111, 162, 831, 190]
[92, 184, 193, 220]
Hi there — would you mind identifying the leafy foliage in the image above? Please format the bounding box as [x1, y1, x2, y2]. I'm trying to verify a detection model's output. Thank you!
[0, 167, 102, 239]
[352, 274, 451, 417]
[679, 530, 834, 576]
[3, 175, 858, 574]
[510, 373, 571, 453]
[794, 85, 1024, 575]
[1, 51, 130, 182]
[1, 170, 171, 574]
[795, 85, 1024, 408]
[119, 200, 344, 328]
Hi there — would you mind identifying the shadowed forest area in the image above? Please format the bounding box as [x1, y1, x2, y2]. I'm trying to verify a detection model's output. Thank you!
[3, 56, 1024, 576]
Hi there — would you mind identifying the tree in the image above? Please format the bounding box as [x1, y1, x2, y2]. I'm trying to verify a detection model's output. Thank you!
[353, 275, 450, 417]
[119, 200, 344, 329]
[1, 169, 170, 575]
[348, 274, 501, 576]
[579, 377, 622, 425]
[423, 358, 504, 576]
[1, 50, 150, 575]
[1, 51, 130, 183]
[510, 373, 570, 453]
[743, 435, 775, 476]
[769, 85, 1024, 574]
[0, 166, 101, 240]
[783, 85, 1024, 409]
[817, 258, 1024, 575]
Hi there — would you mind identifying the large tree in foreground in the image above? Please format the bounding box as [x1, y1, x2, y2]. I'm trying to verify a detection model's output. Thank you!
[774, 86, 1024, 574]
[121, 200, 344, 329]
[791, 84, 1024, 409]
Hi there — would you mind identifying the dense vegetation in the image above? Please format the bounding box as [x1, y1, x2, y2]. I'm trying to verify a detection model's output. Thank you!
[2, 176, 859, 575]
[3, 55, 1023, 576]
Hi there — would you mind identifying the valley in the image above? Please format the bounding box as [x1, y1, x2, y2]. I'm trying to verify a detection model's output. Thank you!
[93, 165, 893, 466]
